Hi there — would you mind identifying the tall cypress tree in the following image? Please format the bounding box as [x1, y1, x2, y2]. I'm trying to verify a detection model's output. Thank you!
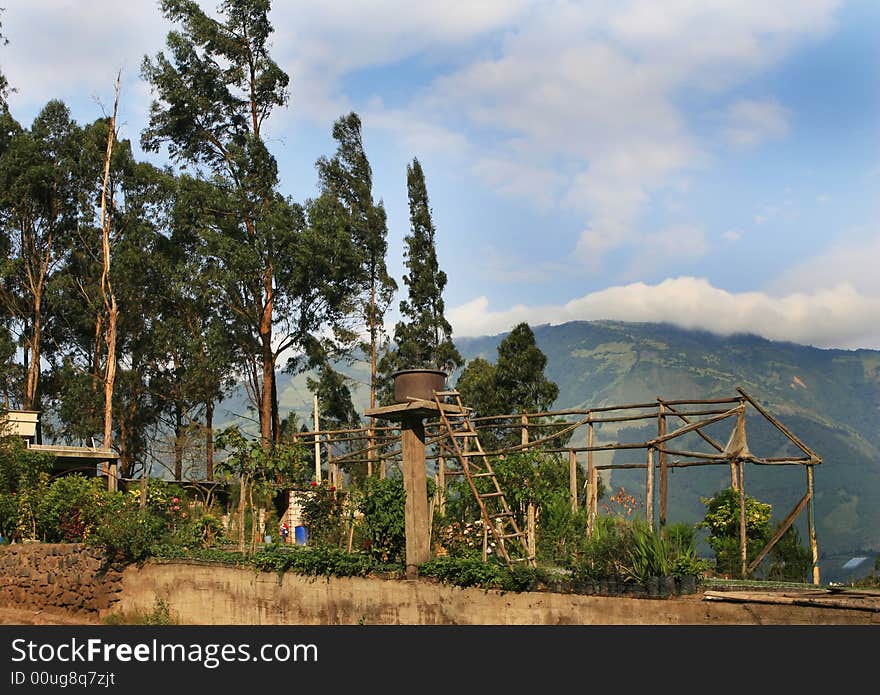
[0, 11, 11, 111]
[383, 158, 462, 383]
[315, 112, 396, 411]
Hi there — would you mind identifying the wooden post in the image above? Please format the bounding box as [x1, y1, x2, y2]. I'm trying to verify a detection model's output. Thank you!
[313, 395, 321, 483]
[482, 521, 488, 562]
[107, 461, 118, 493]
[438, 454, 446, 516]
[325, 440, 337, 489]
[521, 413, 537, 556]
[808, 464, 820, 585]
[646, 446, 654, 532]
[401, 418, 430, 578]
[569, 449, 578, 513]
[527, 503, 537, 560]
[658, 402, 667, 533]
[367, 425, 375, 478]
[587, 420, 596, 536]
[738, 461, 747, 578]
[731, 399, 745, 489]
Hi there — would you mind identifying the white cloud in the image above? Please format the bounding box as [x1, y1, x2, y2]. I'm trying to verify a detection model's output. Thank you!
[402, 1, 837, 264]
[449, 276, 880, 349]
[771, 230, 880, 297]
[724, 98, 790, 147]
[722, 229, 743, 242]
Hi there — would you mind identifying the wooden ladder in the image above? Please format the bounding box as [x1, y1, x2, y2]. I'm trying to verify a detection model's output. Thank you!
[433, 389, 534, 568]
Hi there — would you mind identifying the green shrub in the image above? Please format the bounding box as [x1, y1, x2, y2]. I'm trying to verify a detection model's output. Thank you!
[251, 545, 378, 577]
[569, 516, 631, 581]
[35, 475, 111, 542]
[300, 481, 349, 548]
[359, 477, 406, 562]
[86, 498, 167, 563]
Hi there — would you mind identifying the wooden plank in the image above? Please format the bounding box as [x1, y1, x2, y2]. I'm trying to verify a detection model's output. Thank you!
[569, 449, 578, 513]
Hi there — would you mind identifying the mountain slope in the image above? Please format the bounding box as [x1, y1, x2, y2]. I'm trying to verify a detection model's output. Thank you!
[457, 321, 880, 566]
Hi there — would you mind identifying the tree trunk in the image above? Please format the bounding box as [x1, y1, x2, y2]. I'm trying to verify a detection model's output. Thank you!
[271, 367, 280, 445]
[23, 306, 41, 413]
[237, 475, 247, 553]
[174, 403, 183, 481]
[205, 400, 214, 481]
[100, 72, 121, 458]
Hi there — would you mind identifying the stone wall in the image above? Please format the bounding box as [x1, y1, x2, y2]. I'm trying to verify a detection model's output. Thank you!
[0, 543, 124, 617]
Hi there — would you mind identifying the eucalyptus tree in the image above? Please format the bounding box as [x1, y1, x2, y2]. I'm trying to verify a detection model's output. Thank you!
[154, 173, 243, 479]
[142, 0, 361, 448]
[0, 102, 81, 427]
[379, 158, 462, 400]
[48, 118, 175, 477]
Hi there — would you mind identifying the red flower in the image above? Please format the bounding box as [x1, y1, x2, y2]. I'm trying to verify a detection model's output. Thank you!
[329, 486, 336, 492]
[310, 481, 317, 486]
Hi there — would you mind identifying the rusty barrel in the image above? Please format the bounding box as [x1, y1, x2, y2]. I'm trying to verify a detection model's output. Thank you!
[392, 369, 448, 404]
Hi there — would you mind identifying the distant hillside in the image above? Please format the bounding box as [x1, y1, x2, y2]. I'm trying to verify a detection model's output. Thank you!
[222, 320, 880, 577]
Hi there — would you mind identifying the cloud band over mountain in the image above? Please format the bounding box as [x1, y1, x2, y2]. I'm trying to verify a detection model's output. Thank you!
[449, 276, 880, 350]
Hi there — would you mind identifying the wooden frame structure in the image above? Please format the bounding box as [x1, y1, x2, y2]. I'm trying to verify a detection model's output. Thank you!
[291, 386, 823, 585]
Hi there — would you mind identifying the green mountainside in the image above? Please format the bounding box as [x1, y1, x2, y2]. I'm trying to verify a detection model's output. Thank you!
[457, 321, 880, 573]
[222, 320, 880, 574]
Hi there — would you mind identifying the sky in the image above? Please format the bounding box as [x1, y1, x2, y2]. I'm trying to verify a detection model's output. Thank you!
[2, 0, 879, 350]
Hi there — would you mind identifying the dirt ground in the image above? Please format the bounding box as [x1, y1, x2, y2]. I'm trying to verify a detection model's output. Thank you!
[0, 607, 101, 625]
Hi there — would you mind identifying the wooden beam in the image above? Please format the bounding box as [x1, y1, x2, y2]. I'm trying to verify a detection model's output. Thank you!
[736, 387, 820, 460]
[746, 491, 810, 575]
[569, 449, 578, 513]
[648, 406, 741, 446]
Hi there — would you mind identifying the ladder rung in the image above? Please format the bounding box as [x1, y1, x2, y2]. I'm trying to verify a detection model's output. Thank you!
[480, 491, 504, 498]
[489, 512, 514, 519]
[501, 533, 526, 539]
[452, 431, 477, 436]
[472, 472, 495, 478]
[434, 390, 461, 397]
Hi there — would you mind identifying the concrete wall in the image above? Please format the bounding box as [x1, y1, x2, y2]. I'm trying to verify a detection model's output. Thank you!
[0, 543, 124, 617]
[114, 560, 879, 625]
[2, 546, 877, 625]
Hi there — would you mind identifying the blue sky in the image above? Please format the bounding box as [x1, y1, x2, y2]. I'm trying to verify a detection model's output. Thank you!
[2, 0, 878, 349]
